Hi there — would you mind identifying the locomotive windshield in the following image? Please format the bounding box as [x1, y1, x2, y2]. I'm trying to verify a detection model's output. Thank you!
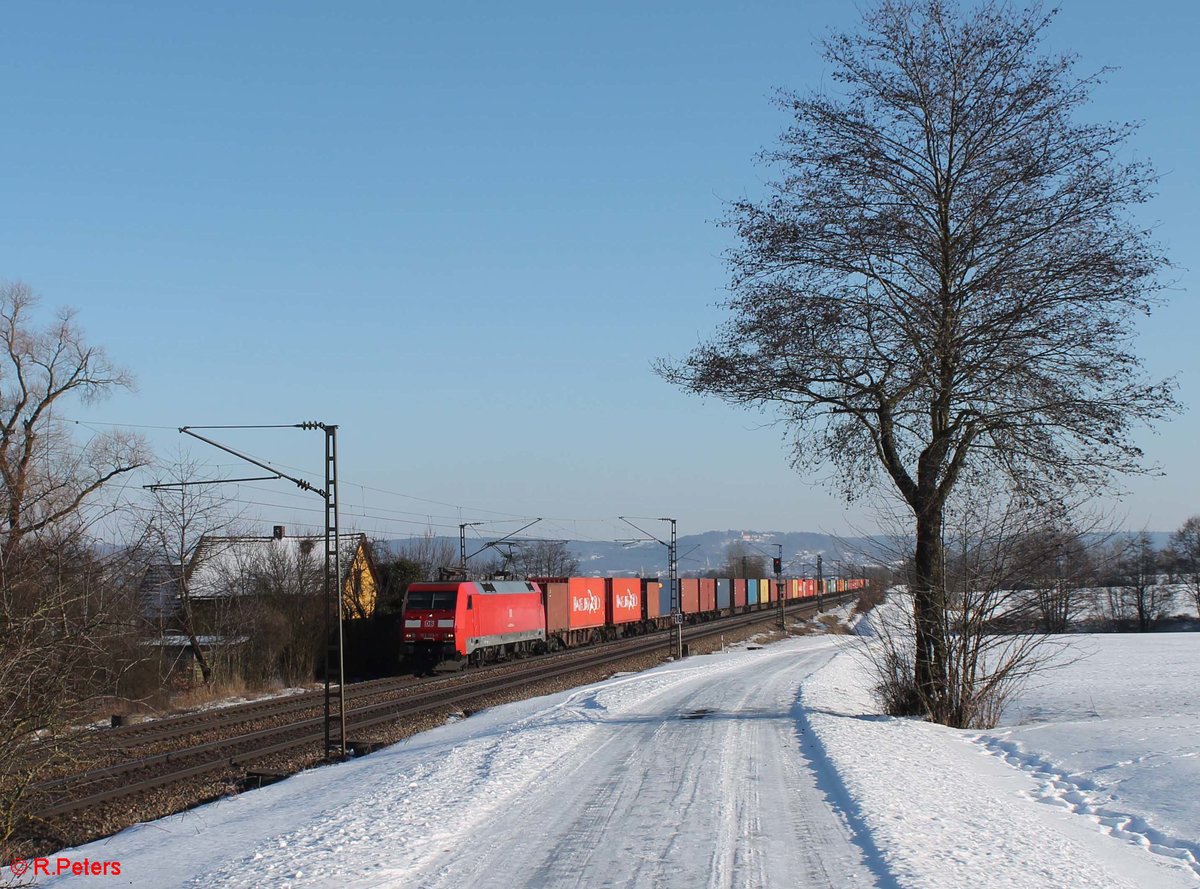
[406, 589, 457, 610]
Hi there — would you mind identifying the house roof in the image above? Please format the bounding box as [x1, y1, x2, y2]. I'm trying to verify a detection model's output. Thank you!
[186, 532, 369, 599]
[139, 561, 183, 618]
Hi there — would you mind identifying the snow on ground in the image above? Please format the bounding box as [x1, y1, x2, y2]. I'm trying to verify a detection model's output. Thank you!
[19, 609, 1199, 888]
[978, 633, 1200, 876]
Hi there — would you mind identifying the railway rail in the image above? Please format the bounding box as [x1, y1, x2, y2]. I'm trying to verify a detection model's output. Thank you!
[33, 595, 854, 822]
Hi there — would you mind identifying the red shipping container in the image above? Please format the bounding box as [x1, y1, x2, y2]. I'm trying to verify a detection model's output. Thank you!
[543, 581, 570, 633]
[567, 577, 606, 628]
[643, 580, 663, 619]
[733, 578, 747, 608]
[699, 578, 716, 613]
[607, 577, 641, 625]
[680, 578, 700, 614]
[543, 579, 606, 632]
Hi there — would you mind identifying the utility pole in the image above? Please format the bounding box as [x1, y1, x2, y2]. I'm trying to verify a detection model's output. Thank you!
[619, 516, 681, 660]
[775, 544, 784, 631]
[179, 422, 347, 760]
[816, 553, 824, 612]
[669, 518, 679, 659]
[459, 522, 484, 578]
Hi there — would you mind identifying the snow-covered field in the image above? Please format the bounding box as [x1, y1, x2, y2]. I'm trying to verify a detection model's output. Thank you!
[807, 630, 1198, 887]
[15, 611, 1198, 888]
[984, 633, 1199, 874]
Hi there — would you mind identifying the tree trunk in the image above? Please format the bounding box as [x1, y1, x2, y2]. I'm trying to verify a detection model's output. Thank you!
[912, 503, 946, 718]
[177, 587, 213, 684]
[186, 629, 214, 684]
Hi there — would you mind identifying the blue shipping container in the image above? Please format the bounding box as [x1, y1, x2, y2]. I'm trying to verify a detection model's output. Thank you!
[658, 579, 674, 616]
[716, 578, 732, 609]
[747, 580, 759, 606]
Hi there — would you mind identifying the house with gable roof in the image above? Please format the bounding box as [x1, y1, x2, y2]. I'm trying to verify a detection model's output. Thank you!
[184, 525, 378, 620]
[139, 526, 379, 683]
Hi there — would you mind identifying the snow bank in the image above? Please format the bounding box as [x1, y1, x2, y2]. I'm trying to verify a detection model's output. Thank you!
[800, 635, 1198, 888]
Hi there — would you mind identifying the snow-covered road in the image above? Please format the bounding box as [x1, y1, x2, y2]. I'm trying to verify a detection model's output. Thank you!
[41, 638, 879, 888]
[405, 638, 876, 889]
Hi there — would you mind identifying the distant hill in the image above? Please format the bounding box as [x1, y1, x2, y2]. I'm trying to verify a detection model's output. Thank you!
[382, 529, 898, 578]
[379, 527, 1177, 578]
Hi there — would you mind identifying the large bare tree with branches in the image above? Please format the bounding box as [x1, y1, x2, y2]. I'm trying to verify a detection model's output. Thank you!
[0, 282, 149, 851]
[659, 1, 1176, 724]
[0, 282, 147, 568]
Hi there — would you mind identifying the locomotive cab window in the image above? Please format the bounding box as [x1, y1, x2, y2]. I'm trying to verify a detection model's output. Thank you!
[406, 590, 457, 610]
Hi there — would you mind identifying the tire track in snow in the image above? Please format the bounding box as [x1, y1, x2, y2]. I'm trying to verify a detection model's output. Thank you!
[707, 680, 767, 889]
[792, 683, 902, 889]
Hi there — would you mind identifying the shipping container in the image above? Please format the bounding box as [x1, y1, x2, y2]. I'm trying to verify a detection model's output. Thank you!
[747, 579, 759, 606]
[733, 578, 747, 608]
[758, 579, 772, 604]
[656, 579, 673, 617]
[544, 577, 606, 633]
[643, 579, 664, 619]
[716, 578, 732, 610]
[680, 578, 700, 614]
[699, 578, 716, 613]
[607, 577, 641, 625]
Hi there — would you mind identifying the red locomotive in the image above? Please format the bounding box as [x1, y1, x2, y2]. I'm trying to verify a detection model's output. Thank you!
[403, 580, 546, 670]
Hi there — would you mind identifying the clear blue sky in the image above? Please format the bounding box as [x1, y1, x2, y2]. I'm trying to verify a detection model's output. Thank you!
[1, 1, 1195, 543]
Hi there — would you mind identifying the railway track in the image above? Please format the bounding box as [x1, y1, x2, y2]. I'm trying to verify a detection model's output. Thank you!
[32, 596, 853, 821]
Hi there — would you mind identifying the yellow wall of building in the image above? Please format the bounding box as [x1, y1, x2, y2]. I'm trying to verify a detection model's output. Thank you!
[341, 544, 378, 618]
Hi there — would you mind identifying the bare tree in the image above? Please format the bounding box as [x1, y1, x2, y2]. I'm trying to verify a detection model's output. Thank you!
[658, 1, 1176, 723]
[0, 282, 148, 570]
[1106, 532, 1171, 632]
[139, 452, 245, 684]
[1167, 516, 1200, 617]
[368, 538, 423, 616]
[709, 541, 766, 579]
[248, 540, 324, 686]
[1006, 519, 1097, 633]
[512, 539, 579, 578]
[0, 284, 148, 851]
[395, 530, 458, 581]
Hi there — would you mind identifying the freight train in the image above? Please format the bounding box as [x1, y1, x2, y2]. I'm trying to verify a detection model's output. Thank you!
[401, 575, 866, 669]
